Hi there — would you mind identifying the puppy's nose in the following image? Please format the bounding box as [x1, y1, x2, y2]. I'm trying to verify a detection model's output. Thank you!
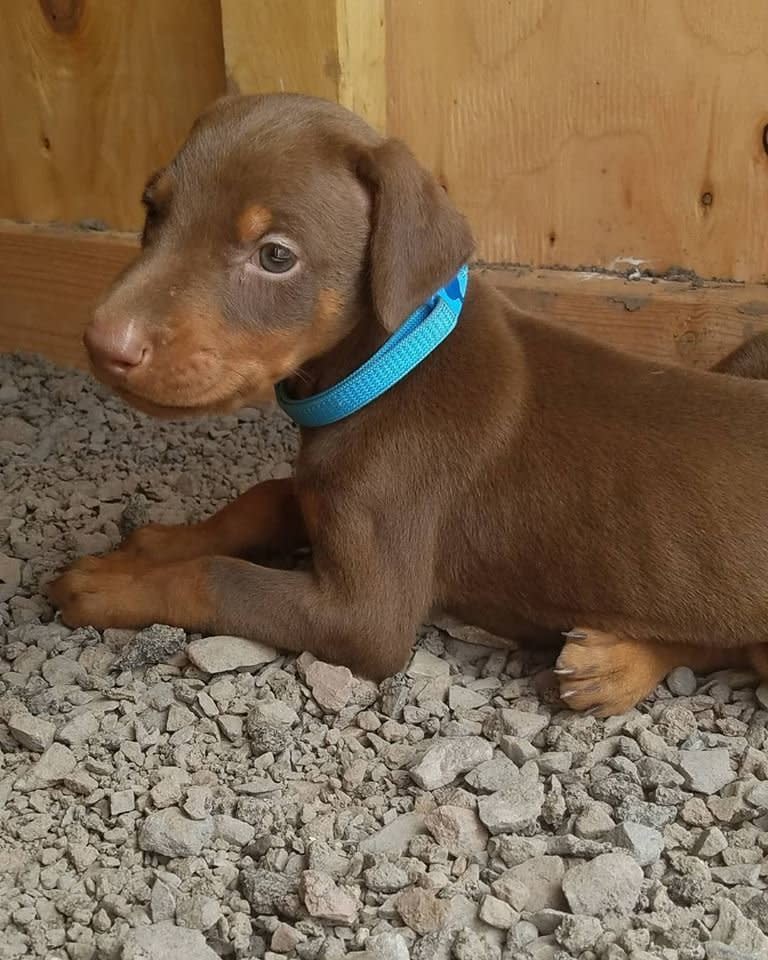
[84, 314, 150, 375]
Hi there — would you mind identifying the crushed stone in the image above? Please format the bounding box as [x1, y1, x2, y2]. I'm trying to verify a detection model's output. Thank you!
[2, 353, 768, 959]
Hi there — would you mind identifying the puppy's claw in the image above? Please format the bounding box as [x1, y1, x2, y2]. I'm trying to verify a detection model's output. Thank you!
[563, 629, 588, 641]
[553, 667, 575, 676]
[560, 689, 576, 700]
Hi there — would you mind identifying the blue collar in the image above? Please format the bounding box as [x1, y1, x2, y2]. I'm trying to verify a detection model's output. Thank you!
[276, 265, 469, 427]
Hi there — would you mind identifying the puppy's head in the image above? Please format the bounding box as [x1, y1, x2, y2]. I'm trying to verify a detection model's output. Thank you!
[85, 94, 473, 418]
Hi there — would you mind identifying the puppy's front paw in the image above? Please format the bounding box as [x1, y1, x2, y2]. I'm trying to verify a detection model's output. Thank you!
[48, 554, 157, 629]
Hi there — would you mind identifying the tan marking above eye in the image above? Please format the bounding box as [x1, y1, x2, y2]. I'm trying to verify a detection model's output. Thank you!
[237, 205, 272, 243]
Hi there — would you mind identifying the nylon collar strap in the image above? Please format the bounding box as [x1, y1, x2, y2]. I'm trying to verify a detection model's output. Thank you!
[276, 264, 469, 428]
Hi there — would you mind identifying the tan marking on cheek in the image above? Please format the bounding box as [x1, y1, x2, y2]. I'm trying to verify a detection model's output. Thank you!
[125, 285, 351, 413]
[283, 288, 350, 373]
[237, 205, 272, 243]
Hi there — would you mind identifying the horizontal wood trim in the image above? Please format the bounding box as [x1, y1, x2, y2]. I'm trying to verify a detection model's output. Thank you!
[0, 222, 136, 368]
[2, 223, 768, 372]
[487, 267, 768, 370]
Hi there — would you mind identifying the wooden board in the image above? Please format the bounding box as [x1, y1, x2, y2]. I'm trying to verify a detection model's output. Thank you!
[0, 224, 137, 368]
[3, 224, 768, 373]
[0, 0, 226, 232]
[222, 0, 386, 131]
[489, 268, 768, 371]
[335, 0, 386, 134]
[386, 0, 768, 282]
[221, 0, 339, 102]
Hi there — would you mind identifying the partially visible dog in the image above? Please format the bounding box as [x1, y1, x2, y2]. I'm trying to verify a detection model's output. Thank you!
[50, 93, 768, 715]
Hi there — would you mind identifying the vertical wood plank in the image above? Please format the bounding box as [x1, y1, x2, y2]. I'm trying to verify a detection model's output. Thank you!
[335, 0, 387, 132]
[221, 0, 339, 100]
[222, 0, 387, 131]
[0, 0, 226, 231]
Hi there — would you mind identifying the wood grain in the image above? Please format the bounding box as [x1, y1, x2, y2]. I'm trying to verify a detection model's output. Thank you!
[3, 225, 767, 373]
[0, 224, 137, 368]
[335, 0, 387, 133]
[222, 0, 387, 131]
[0, 0, 225, 231]
[490, 268, 768, 370]
[386, 0, 768, 281]
[221, 0, 338, 101]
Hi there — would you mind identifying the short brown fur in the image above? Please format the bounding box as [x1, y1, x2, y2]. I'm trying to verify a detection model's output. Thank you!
[50, 94, 768, 716]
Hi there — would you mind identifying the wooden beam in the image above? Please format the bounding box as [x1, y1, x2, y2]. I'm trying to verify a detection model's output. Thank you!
[221, 0, 387, 132]
[0, 223, 136, 368]
[2, 224, 768, 371]
[220, 0, 339, 103]
[487, 267, 768, 370]
[335, 0, 386, 133]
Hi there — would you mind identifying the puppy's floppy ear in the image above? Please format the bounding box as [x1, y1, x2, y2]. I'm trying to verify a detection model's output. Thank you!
[357, 138, 474, 332]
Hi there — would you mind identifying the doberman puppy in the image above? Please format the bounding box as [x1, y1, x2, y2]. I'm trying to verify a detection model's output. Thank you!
[50, 93, 768, 716]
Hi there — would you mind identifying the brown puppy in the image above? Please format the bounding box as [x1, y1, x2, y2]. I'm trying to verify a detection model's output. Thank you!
[50, 93, 768, 716]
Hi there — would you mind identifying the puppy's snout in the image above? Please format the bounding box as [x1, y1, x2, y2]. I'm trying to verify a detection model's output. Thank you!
[84, 310, 151, 376]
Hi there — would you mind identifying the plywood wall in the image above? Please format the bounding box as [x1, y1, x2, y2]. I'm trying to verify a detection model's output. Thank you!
[0, 0, 226, 231]
[1, 0, 766, 280]
[385, 0, 768, 283]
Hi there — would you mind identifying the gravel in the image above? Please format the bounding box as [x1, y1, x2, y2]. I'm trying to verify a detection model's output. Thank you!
[2, 352, 768, 960]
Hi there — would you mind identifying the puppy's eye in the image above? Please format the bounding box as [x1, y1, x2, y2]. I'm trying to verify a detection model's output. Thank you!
[258, 242, 297, 274]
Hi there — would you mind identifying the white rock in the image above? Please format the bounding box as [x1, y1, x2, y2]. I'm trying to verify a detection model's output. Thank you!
[500, 708, 549, 740]
[407, 649, 450, 679]
[478, 766, 544, 835]
[305, 660, 357, 712]
[424, 804, 489, 853]
[562, 852, 643, 917]
[8, 711, 55, 752]
[302, 870, 358, 924]
[17, 743, 76, 790]
[360, 812, 426, 855]
[57, 712, 99, 746]
[151, 778, 183, 809]
[186, 635, 277, 674]
[465, 757, 520, 793]
[110, 789, 136, 816]
[347, 931, 410, 960]
[678, 749, 735, 795]
[410, 736, 493, 790]
[139, 808, 214, 857]
[183, 786, 212, 820]
[166, 704, 195, 732]
[493, 856, 565, 912]
[197, 691, 218, 717]
[710, 897, 768, 956]
[609, 821, 664, 866]
[395, 886, 448, 935]
[215, 815, 256, 846]
[42, 654, 86, 686]
[123, 921, 219, 960]
[430, 615, 509, 649]
[151, 880, 177, 923]
[61, 768, 98, 796]
[449, 686, 490, 710]
[479, 895, 518, 930]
